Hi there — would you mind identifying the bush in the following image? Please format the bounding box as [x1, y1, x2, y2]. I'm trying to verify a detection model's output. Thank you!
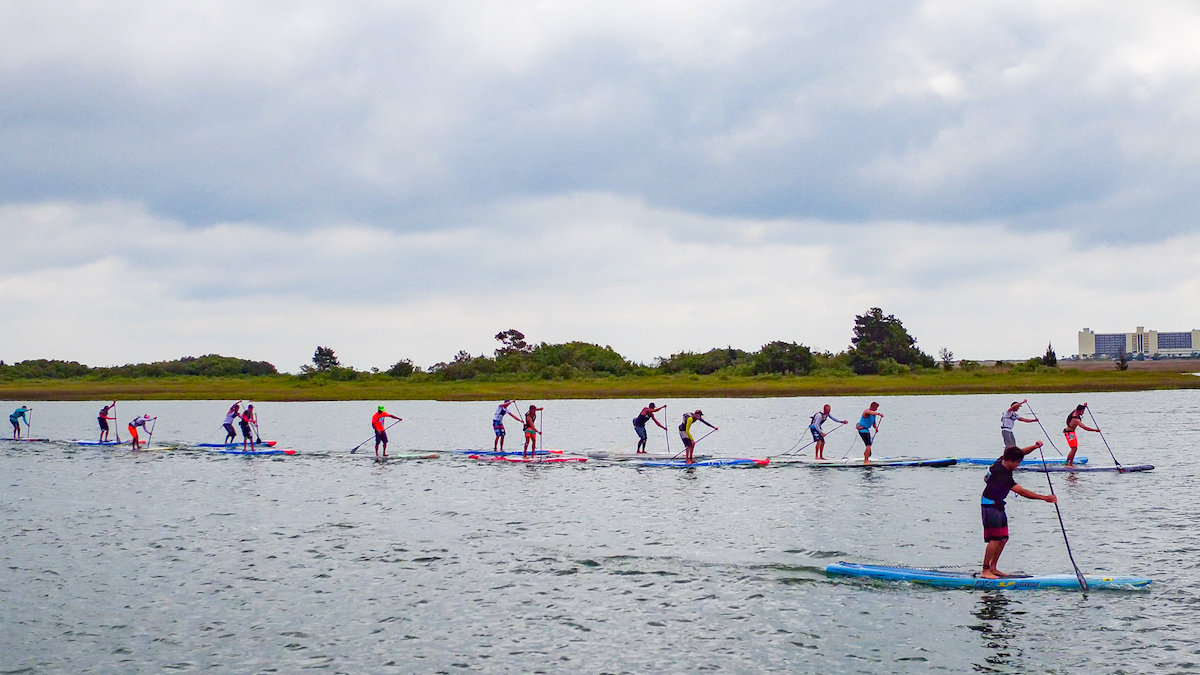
[386, 359, 415, 377]
[751, 341, 816, 375]
[959, 359, 981, 371]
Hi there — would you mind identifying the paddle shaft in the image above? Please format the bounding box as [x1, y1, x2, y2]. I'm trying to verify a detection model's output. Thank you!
[1085, 407, 1124, 470]
[784, 421, 845, 457]
[147, 418, 157, 446]
[351, 418, 401, 453]
[113, 403, 121, 442]
[1037, 445, 1089, 593]
[672, 426, 717, 460]
[843, 418, 882, 459]
[1022, 401, 1064, 456]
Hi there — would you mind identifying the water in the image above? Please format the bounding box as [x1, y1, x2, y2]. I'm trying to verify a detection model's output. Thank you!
[2, 392, 1197, 673]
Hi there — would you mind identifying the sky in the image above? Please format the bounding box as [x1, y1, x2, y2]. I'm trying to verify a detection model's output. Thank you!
[2, 0, 1200, 372]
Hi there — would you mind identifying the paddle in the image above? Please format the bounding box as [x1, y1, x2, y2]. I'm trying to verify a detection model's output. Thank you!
[113, 402, 121, 443]
[25, 409, 32, 440]
[350, 419, 401, 454]
[1036, 443, 1089, 593]
[781, 422, 845, 458]
[147, 417, 157, 447]
[671, 426, 718, 460]
[1022, 401, 1064, 456]
[1085, 406, 1125, 472]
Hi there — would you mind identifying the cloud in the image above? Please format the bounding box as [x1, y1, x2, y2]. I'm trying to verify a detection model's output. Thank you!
[2, 1, 1200, 237]
[3, 197, 1199, 371]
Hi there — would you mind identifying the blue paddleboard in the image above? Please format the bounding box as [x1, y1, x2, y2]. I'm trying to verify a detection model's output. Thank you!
[958, 456, 1087, 465]
[825, 562, 1150, 590]
[635, 458, 769, 468]
[1015, 463, 1153, 473]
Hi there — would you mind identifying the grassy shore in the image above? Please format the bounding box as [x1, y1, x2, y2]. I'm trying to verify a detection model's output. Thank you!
[1, 368, 1198, 401]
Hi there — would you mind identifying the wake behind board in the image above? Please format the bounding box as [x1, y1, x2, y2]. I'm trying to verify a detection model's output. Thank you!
[773, 456, 956, 468]
[1015, 463, 1153, 473]
[469, 454, 586, 463]
[958, 456, 1087, 465]
[826, 561, 1150, 590]
[197, 440, 278, 448]
[635, 458, 769, 468]
[212, 448, 295, 455]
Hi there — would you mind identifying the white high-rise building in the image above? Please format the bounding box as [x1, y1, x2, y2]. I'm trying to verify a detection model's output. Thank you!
[1078, 327, 1200, 358]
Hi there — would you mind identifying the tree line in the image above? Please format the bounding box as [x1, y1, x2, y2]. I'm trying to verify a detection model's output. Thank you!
[1, 308, 1060, 382]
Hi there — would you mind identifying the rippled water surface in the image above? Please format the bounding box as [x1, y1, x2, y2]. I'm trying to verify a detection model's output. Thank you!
[2, 391, 1198, 673]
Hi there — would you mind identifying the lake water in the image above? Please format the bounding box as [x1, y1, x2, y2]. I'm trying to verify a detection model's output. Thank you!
[2, 391, 1197, 673]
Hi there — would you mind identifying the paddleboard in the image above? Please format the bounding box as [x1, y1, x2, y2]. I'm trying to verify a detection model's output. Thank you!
[374, 453, 439, 460]
[587, 452, 712, 461]
[469, 454, 586, 463]
[7, 438, 51, 442]
[958, 456, 1087, 465]
[132, 445, 172, 452]
[825, 561, 1150, 590]
[773, 456, 956, 467]
[73, 440, 126, 446]
[212, 448, 295, 456]
[634, 458, 769, 468]
[196, 440, 277, 448]
[453, 449, 562, 456]
[1014, 464, 1153, 473]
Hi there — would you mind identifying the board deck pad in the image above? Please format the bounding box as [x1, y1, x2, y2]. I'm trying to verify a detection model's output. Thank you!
[825, 561, 1150, 590]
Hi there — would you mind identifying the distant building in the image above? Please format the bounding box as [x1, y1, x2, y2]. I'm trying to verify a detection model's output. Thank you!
[1078, 327, 1200, 358]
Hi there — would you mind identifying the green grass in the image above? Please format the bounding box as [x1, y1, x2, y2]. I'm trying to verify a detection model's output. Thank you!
[1, 369, 1197, 401]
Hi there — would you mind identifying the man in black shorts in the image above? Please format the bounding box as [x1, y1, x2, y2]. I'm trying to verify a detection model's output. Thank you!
[981, 442, 1057, 579]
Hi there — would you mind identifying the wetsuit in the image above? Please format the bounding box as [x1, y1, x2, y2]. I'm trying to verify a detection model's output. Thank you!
[856, 411, 879, 446]
[10, 407, 29, 432]
[981, 458, 1017, 542]
[810, 411, 845, 442]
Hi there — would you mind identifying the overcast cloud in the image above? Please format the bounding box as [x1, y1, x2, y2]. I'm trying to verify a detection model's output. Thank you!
[2, 1, 1199, 370]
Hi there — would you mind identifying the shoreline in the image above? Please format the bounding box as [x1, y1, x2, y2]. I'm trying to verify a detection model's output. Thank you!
[1, 370, 1198, 401]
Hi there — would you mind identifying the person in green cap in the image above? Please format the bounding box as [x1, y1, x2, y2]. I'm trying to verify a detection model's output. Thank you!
[371, 405, 402, 458]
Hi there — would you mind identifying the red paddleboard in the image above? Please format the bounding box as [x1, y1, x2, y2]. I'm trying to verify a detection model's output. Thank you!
[468, 454, 586, 463]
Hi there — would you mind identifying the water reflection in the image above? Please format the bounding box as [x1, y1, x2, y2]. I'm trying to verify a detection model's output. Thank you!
[970, 591, 1025, 673]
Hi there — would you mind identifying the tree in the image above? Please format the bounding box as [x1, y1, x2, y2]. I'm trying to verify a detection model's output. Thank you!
[751, 341, 816, 375]
[312, 346, 340, 372]
[939, 347, 954, 372]
[1115, 349, 1129, 371]
[1042, 342, 1057, 367]
[848, 308, 936, 374]
[494, 329, 531, 356]
[386, 359, 415, 377]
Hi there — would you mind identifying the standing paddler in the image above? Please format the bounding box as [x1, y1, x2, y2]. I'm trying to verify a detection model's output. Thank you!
[1063, 403, 1099, 466]
[855, 402, 883, 464]
[679, 410, 716, 464]
[523, 404, 544, 457]
[493, 400, 522, 452]
[127, 414, 157, 450]
[239, 404, 258, 451]
[9, 406, 31, 439]
[633, 402, 667, 453]
[372, 405, 402, 458]
[981, 442, 1057, 579]
[809, 404, 847, 460]
[222, 401, 242, 444]
[98, 401, 117, 442]
[1000, 400, 1037, 449]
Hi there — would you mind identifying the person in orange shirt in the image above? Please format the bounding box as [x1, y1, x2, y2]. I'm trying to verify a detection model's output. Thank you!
[372, 406, 402, 458]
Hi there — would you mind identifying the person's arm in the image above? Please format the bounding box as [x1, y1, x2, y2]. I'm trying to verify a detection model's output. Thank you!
[700, 418, 716, 429]
[1020, 441, 1044, 456]
[507, 411, 522, 422]
[389, 413, 402, 421]
[654, 416, 667, 430]
[1080, 423, 1099, 432]
[1018, 416, 1037, 423]
[1012, 484, 1056, 503]
[830, 415, 846, 424]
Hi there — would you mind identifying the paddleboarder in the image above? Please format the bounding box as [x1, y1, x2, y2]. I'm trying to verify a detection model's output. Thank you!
[128, 414, 157, 450]
[679, 410, 717, 464]
[372, 406, 402, 458]
[633, 402, 667, 453]
[221, 401, 242, 444]
[9, 406, 31, 439]
[810, 404, 848, 460]
[856, 402, 883, 464]
[523, 404, 544, 457]
[1063, 403, 1099, 466]
[981, 442, 1057, 579]
[98, 401, 117, 442]
[239, 405, 258, 451]
[1000, 400, 1037, 449]
[492, 400, 522, 452]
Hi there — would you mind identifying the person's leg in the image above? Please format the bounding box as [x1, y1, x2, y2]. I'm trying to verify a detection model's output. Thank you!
[381, 430, 388, 457]
[1064, 431, 1078, 465]
[815, 438, 825, 459]
[982, 539, 1009, 577]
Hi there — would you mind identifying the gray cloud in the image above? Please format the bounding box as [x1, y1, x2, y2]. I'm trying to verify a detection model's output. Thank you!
[3, 1, 1200, 237]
